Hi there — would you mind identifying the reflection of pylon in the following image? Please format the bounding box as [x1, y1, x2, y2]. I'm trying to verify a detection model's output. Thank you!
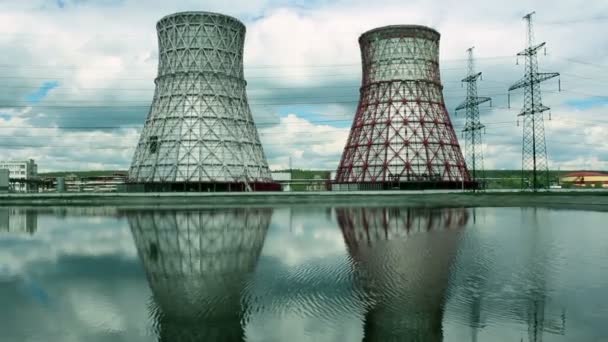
[508, 12, 560, 191]
[456, 47, 491, 190]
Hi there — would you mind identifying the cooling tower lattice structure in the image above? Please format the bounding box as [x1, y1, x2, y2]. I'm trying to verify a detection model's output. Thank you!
[129, 12, 278, 192]
[128, 208, 272, 341]
[334, 25, 472, 190]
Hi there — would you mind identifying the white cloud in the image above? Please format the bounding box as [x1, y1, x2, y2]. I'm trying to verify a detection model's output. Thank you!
[0, 0, 605, 171]
[260, 114, 350, 170]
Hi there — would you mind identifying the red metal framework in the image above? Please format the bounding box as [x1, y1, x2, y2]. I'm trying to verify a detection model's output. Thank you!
[337, 207, 470, 249]
[335, 25, 472, 190]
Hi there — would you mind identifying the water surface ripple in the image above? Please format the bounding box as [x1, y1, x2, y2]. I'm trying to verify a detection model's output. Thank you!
[0, 206, 607, 341]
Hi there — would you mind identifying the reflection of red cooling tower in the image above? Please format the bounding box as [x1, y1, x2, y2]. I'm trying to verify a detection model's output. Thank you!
[337, 208, 469, 341]
[335, 26, 472, 190]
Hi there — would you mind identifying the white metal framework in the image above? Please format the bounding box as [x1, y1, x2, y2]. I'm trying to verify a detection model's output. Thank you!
[129, 12, 272, 188]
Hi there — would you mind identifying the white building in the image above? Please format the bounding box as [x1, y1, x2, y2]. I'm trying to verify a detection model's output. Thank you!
[271, 172, 292, 191]
[50, 172, 127, 193]
[0, 169, 8, 193]
[0, 159, 38, 192]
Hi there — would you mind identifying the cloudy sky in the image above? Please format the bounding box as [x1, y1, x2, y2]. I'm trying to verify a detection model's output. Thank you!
[0, 0, 606, 172]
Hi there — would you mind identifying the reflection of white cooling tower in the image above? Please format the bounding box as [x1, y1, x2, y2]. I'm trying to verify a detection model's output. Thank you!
[337, 208, 469, 342]
[128, 208, 272, 341]
[129, 12, 277, 191]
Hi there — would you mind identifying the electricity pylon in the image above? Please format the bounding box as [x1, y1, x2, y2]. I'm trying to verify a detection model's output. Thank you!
[508, 12, 560, 191]
[456, 47, 491, 191]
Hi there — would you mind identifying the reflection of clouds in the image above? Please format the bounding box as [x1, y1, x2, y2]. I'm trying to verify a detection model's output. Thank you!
[248, 207, 471, 342]
[444, 208, 600, 341]
[263, 208, 346, 266]
[0, 206, 605, 342]
[0, 208, 150, 342]
[127, 208, 272, 342]
[69, 290, 128, 333]
[0, 214, 136, 278]
[247, 207, 366, 342]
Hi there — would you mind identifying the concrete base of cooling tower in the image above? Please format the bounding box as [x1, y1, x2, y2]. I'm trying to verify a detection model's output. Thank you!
[122, 181, 282, 193]
[331, 181, 479, 191]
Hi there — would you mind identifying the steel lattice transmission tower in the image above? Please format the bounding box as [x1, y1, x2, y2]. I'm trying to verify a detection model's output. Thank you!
[334, 26, 471, 190]
[129, 12, 278, 192]
[455, 47, 491, 189]
[508, 12, 560, 191]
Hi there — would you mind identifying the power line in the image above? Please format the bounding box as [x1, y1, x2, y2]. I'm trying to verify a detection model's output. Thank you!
[539, 15, 608, 25]
[0, 55, 517, 70]
[2, 69, 605, 84]
[555, 57, 608, 70]
[0, 73, 602, 93]
[0, 54, 599, 73]
[4, 89, 589, 110]
[0, 102, 512, 109]
[0, 91, 517, 106]
[0, 84, 513, 93]
[0, 118, 359, 130]
[3, 119, 607, 138]
[0, 88, 596, 106]
[0, 135, 604, 150]
[0, 72, 505, 82]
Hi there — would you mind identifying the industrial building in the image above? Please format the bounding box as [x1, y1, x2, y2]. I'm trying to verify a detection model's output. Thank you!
[560, 171, 608, 188]
[128, 11, 279, 192]
[0, 169, 8, 193]
[0, 159, 38, 192]
[40, 172, 128, 193]
[334, 25, 471, 191]
[271, 171, 292, 191]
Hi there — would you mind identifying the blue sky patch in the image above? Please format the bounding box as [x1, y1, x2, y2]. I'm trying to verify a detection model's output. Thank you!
[25, 81, 60, 104]
[274, 105, 354, 128]
[566, 96, 608, 110]
[54, 0, 125, 9]
[22, 280, 50, 305]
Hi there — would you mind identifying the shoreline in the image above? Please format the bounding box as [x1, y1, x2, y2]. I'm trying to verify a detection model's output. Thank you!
[1, 191, 607, 209]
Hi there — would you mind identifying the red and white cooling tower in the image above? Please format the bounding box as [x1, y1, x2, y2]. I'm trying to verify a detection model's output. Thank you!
[335, 25, 472, 190]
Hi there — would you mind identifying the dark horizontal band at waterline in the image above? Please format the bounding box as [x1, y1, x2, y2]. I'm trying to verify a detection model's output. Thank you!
[1, 191, 607, 209]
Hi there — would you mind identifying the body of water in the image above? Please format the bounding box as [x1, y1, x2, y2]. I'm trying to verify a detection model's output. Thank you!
[0, 206, 607, 341]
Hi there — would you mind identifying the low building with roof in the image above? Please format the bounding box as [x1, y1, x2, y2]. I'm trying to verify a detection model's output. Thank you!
[0, 159, 38, 192]
[40, 171, 128, 193]
[560, 171, 608, 188]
